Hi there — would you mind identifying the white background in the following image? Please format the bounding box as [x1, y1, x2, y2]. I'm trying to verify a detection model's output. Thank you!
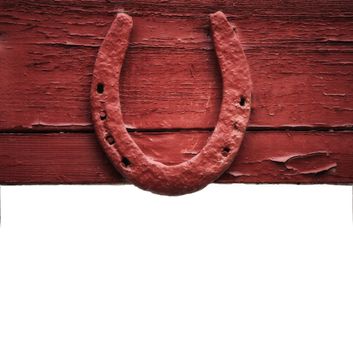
[0, 185, 352, 350]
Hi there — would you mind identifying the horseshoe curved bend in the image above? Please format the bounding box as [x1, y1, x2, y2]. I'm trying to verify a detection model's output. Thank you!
[91, 11, 252, 195]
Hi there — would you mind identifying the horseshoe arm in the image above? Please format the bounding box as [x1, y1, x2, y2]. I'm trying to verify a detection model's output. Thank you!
[91, 11, 252, 195]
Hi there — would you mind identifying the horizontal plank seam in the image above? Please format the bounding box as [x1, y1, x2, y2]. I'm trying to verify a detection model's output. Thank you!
[0, 126, 353, 135]
[2, 10, 353, 20]
[127, 126, 353, 133]
[23, 42, 353, 51]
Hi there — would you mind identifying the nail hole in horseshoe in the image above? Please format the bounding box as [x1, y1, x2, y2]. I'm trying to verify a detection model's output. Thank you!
[97, 83, 104, 94]
[121, 157, 131, 167]
[99, 111, 107, 120]
[239, 96, 246, 106]
[105, 134, 115, 145]
[222, 146, 231, 156]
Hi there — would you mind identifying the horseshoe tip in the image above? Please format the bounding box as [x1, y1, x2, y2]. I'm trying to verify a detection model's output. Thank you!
[115, 12, 133, 25]
[210, 10, 226, 21]
[209, 11, 230, 32]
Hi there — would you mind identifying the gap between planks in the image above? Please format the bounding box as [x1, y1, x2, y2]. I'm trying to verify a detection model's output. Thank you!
[0, 125, 353, 135]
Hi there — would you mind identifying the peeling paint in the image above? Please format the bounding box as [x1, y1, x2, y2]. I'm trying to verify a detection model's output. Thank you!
[269, 152, 337, 175]
[1, 1, 353, 131]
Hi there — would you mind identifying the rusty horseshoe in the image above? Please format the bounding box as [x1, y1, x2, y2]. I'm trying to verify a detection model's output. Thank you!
[91, 11, 252, 195]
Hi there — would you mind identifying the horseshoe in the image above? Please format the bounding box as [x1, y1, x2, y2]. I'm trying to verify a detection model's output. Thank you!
[91, 11, 252, 195]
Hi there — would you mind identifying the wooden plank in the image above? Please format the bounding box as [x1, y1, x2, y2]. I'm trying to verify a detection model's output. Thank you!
[2, 0, 353, 18]
[1, 1, 352, 187]
[0, 131, 352, 184]
[1, 1, 353, 131]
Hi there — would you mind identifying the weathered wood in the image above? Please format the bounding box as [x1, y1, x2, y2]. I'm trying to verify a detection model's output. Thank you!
[1, 1, 353, 130]
[0, 0, 353, 186]
[0, 132, 352, 184]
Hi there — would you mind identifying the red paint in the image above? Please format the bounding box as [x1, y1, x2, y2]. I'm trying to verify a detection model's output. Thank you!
[91, 12, 251, 195]
[0, 132, 352, 184]
[0, 0, 352, 187]
[1, 1, 353, 131]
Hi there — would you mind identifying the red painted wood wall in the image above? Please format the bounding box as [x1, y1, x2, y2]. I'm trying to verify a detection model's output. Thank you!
[1, 0, 353, 184]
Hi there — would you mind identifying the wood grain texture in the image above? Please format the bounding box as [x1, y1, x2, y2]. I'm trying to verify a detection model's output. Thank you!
[0, 132, 352, 184]
[1, 0, 353, 130]
[0, 0, 353, 185]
